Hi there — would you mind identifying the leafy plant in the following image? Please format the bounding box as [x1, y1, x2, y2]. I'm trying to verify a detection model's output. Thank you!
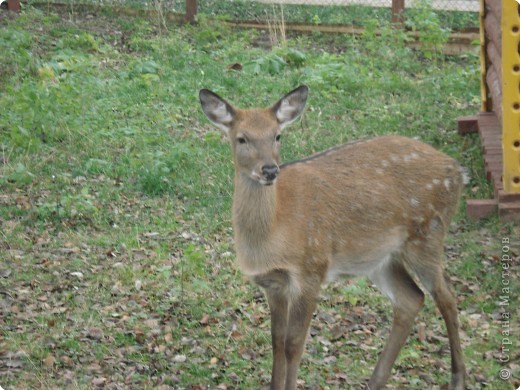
[406, 0, 451, 60]
[244, 53, 287, 75]
[7, 163, 34, 185]
[244, 48, 307, 76]
[33, 185, 100, 225]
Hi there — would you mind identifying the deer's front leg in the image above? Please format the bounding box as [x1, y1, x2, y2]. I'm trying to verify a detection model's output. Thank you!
[265, 288, 289, 389]
[255, 270, 320, 390]
[284, 292, 318, 390]
[254, 270, 290, 390]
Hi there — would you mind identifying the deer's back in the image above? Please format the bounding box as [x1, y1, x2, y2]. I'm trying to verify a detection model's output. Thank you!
[277, 135, 462, 245]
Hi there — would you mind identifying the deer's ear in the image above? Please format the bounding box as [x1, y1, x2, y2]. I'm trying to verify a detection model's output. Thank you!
[199, 89, 236, 133]
[271, 85, 308, 129]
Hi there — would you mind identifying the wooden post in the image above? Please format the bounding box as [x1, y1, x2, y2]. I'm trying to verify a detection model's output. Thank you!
[501, 0, 520, 193]
[479, 0, 490, 112]
[8, 0, 21, 12]
[186, 0, 197, 23]
[391, 0, 405, 26]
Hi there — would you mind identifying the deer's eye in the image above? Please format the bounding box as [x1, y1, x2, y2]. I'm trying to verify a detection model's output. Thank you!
[275, 134, 281, 142]
[237, 137, 247, 145]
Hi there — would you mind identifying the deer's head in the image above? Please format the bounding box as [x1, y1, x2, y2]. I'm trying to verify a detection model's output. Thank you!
[200, 86, 308, 186]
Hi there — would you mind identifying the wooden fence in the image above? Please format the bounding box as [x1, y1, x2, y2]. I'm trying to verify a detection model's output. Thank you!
[5, 1, 470, 26]
[183, 0, 406, 24]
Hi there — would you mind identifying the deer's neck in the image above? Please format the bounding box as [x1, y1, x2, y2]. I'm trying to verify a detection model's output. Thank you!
[232, 175, 277, 245]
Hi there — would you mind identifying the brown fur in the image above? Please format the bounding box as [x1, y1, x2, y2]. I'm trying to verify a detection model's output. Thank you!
[199, 86, 466, 390]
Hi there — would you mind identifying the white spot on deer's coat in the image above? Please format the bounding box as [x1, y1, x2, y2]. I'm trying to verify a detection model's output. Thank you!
[414, 216, 425, 223]
[444, 179, 451, 190]
[381, 160, 389, 167]
[426, 183, 433, 190]
[429, 217, 440, 231]
[402, 152, 420, 162]
[410, 197, 419, 207]
[432, 179, 441, 186]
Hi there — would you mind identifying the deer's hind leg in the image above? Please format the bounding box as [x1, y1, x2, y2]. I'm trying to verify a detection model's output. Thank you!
[404, 226, 466, 390]
[366, 255, 425, 390]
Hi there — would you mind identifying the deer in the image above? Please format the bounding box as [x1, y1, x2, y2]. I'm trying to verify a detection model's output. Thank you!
[199, 85, 466, 390]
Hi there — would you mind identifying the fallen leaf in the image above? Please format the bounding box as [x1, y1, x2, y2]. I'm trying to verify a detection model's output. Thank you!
[134, 328, 146, 344]
[61, 355, 74, 367]
[87, 327, 104, 341]
[42, 353, 56, 368]
[230, 330, 243, 340]
[173, 354, 186, 363]
[417, 322, 426, 342]
[16, 196, 31, 210]
[200, 314, 210, 325]
[226, 63, 243, 71]
[91, 377, 107, 387]
[37, 295, 48, 302]
[324, 355, 337, 364]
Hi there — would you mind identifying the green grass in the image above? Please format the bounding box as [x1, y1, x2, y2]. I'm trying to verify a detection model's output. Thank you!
[0, 5, 518, 390]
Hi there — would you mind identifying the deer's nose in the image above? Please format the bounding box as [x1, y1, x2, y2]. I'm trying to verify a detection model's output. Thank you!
[262, 164, 279, 181]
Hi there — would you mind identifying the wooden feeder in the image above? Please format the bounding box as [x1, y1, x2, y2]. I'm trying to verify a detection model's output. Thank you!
[460, 0, 520, 221]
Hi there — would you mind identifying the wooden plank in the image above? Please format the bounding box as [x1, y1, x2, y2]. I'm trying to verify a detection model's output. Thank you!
[480, 0, 489, 112]
[498, 190, 520, 202]
[457, 116, 479, 135]
[485, 0, 502, 17]
[486, 41, 502, 86]
[483, 148, 503, 155]
[485, 160, 502, 173]
[499, 203, 520, 221]
[391, 0, 405, 26]
[7, 0, 21, 12]
[486, 65, 502, 124]
[483, 155, 503, 164]
[484, 148, 502, 155]
[481, 138, 502, 146]
[478, 111, 504, 197]
[465, 112, 520, 220]
[466, 199, 498, 220]
[185, 0, 197, 23]
[484, 10, 501, 56]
